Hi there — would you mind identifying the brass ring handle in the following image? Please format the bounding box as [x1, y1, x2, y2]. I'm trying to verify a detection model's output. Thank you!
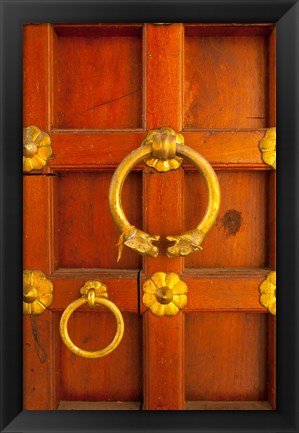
[109, 131, 220, 259]
[59, 287, 124, 359]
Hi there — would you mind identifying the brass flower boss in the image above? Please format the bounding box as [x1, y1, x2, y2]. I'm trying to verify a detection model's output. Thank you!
[109, 127, 221, 260]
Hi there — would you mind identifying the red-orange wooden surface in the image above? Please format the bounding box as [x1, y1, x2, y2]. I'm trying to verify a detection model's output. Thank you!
[23, 23, 276, 410]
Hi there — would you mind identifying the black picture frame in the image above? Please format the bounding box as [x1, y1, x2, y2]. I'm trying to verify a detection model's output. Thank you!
[1, 0, 298, 432]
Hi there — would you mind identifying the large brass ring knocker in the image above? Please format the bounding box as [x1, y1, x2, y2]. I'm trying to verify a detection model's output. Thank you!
[109, 127, 220, 260]
[59, 281, 124, 359]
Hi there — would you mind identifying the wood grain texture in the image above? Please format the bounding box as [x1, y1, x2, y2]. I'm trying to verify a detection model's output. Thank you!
[60, 312, 142, 402]
[269, 173, 276, 269]
[268, 315, 276, 408]
[57, 171, 142, 269]
[23, 24, 52, 129]
[142, 24, 185, 409]
[184, 170, 269, 268]
[185, 312, 268, 401]
[23, 311, 58, 409]
[143, 312, 185, 410]
[267, 25, 276, 409]
[58, 401, 141, 410]
[182, 269, 270, 312]
[269, 27, 276, 126]
[181, 130, 267, 169]
[23, 175, 57, 274]
[53, 29, 142, 129]
[42, 130, 267, 173]
[143, 167, 184, 275]
[48, 132, 146, 171]
[144, 23, 184, 130]
[185, 401, 272, 410]
[184, 34, 268, 129]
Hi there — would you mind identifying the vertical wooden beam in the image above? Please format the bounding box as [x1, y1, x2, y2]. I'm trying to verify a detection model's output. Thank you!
[267, 26, 276, 409]
[142, 24, 185, 410]
[143, 313, 185, 410]
[268, 27, 276, 127]
[23, 24, 53, 130]
[23, 176, 59, 409]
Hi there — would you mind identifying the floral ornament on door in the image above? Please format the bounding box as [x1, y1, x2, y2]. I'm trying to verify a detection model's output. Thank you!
[143, 272, 188, 317]
[23, 126, 53, 172]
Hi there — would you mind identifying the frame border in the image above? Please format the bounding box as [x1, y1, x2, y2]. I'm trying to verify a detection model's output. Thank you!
[1, 0, 298, 432]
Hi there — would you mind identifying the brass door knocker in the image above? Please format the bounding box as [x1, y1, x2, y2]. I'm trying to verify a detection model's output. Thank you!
[109, 127, 220, 260]
[59, 281, 124, 358]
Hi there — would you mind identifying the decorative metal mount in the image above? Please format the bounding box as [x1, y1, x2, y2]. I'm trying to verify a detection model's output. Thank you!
[23, 270, 53, 315]
[79, 280, 108, 301]
[259, 127, 276, 169]
[109, 127, 220, 260]
[259, 271, 276, 315]
[23, 126, 53, 172]
[142, 127, 184, 173]
[59, 280, 124, 358]
[143, 272, 188, 317]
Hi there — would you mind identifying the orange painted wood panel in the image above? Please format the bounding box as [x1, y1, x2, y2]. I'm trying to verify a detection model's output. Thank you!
[184, 34, 268, 129]
[143, 23, 184, 276]
[185, 401, 272, 410]
[185, 312, 268, 401]
[43, 130, 267, 172]
[269, 172, 276, 268]
[23, 311, 59, 409]
[23, 24, 52, 129]
[184, 170, 269, 268]
[182, 130, 267, 169]
[23, 176, 59, 409]
[268, 315, 276, 408]
[23, 175, 57, 274]
[48, 132, 146, 171]
[144, 23, 184, 130]
[267, 26, 276, 408]
[269, 27, 276, 126]
[182, 269, 270, 312]
[143, 167, 184, 275]
[142, 24, 185, 410]
[143, 312, 185, 410]
[60, 312, 142, 402]
[53, 29, 142, 129]
[57, 171, 142, 269]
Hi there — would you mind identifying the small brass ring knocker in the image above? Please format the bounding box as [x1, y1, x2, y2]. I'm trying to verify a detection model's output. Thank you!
[59, 282, 124, 359]
[109, 128, 220, 259]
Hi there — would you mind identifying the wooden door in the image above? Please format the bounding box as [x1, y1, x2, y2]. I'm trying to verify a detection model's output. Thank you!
[23, 23, 276, 410]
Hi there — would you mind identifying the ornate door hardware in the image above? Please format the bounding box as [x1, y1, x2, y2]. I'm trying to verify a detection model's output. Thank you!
[143, 272, 188, 317]
[23, 270, 53, 315]
[23, 126, 53, 172]
[258, 127, 276, 169]
[259, 271, 276, 315]
[109, 127, 220, 260]
[59, 281, 124, 358]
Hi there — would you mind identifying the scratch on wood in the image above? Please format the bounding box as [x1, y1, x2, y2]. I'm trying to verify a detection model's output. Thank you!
[85, 88, 141, 111]
[30, 316, 47, 364]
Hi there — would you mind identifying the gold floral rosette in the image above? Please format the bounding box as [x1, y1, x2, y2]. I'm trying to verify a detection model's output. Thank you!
[143, 272, 187, 316]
